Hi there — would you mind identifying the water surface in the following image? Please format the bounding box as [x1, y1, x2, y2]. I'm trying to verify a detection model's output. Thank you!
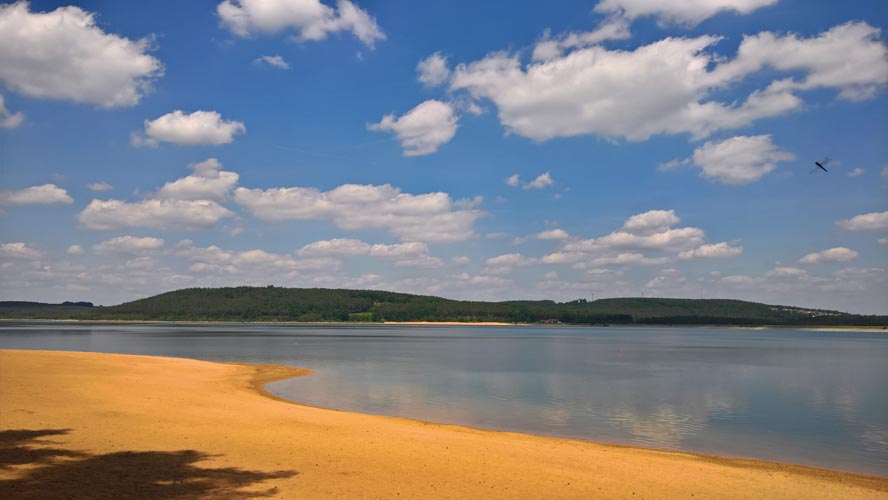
[1, 322, 885, 476]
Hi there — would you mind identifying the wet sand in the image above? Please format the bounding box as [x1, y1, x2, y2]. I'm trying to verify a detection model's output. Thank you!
[1, 349, 885, 499]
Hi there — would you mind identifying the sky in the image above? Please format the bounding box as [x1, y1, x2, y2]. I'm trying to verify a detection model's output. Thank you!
[0, 0, 886, 313]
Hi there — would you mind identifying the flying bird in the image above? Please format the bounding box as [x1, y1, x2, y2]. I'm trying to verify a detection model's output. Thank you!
[812, 157, 831, 173]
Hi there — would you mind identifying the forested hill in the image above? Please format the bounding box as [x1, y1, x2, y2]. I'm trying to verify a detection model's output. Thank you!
[1, 287, 886, 326]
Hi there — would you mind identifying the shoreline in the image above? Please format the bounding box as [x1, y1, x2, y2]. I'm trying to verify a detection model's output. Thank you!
[1, 317, 885, 330]
[1, 349, 886, 499]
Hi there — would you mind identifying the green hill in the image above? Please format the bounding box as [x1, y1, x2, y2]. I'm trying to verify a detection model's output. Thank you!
[1, 287, 885, 326]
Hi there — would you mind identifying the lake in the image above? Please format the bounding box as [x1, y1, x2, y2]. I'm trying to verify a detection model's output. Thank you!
[0, 322, 885, 476]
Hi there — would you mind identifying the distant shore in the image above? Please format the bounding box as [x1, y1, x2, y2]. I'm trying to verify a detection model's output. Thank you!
[1, 317, 885, 330]
[1, 349, 886, 499]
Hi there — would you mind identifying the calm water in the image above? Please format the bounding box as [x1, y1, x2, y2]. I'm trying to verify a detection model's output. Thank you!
[1, 322, 886, 476]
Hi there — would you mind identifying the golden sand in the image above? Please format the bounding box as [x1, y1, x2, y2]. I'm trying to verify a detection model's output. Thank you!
[1, 349, 885, 499]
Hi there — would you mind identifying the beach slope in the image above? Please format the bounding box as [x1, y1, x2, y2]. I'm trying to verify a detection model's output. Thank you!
[1, 349, 885, 499]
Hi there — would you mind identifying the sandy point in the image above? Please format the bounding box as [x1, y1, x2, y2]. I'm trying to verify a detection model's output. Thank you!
[1, 349, 886, 499]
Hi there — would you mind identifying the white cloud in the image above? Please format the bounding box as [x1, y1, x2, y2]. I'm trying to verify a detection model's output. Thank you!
[451, 256, 471, 265]
[505, 174, 520, 187]
[394, 256, 445, 269]
[66, 245, 85, 255]
[87, 182, 113, 192]
[253, 55, 289, 69]
[532, 17, 630, 63]
[0, 242, 43, 260]
[133, 110, 246, 147]
[450, 23, 886, 143]
[485, 253, 536, 267]
[880, 238, 888, 245]
[217, 0, 385, 48]
[453, 273, 514, 289]
[369, 242, 430, 259]
[848, 168, 864, 177]
[836, 211, 888, 231]
[125, 256, 158, 271]
[234, 183, 483, 242]
[594, 0, 776, 26]
[523, 171, 553, 190]
[482, 253, 537, 276]
[799, 247, 859, 264]
[0, 2, 162, 107]
[368, 100, 458, 156]
[764, 267, 809, 279]
[536, 229, 569, 240]
[155, 158, 239, 201]
[709, 22, 888, 101]
[78, 199, 233, 231]
[93, 236, 164, 256]
[0, 184, 73, 205]
[882, 166, 888, 178]
[679, 242, 743, 259]
[690, 135, 793, 185]
[540, 209, 717, 268]
[298, 238, 370, 257]
[417, 52, 450, 86]
[0, 94, 23, 129]
[622, 209, 680, 235]
[176, 240, 343, 279]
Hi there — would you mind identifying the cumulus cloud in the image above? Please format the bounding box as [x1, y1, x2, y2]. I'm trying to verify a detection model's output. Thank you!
[536, 229, 569, 240]
[678, 242, 743, 259]
[298, 238, 370, 257]
[176, 240, 343, 279]
[217, 0, 385, 48]
[0, 2, 162, 107]
[848, 168, 864, 177]
[622, 209, 680, 235]
[234, 183, 483, 242]
[133, 110, 246, 147]
[253, 55, 289, 69]
[155, 158, 239, 201]
[66, 245, 84, 255]
[594, 0, 776, 26]
[523, 172, 554, 190]
[540, 209, 719, 268]
[0, 242, 43, 260]
[485, 253, 537, 267]
[532, 17, 630, 62]
[689, 135, 793, 185]
[449, 22, 887, 143]
[708, 22, 888, 101]
[764, 266, 809, 279]
[78, 199, 233, 231]
[87, 182, 113, 192]
[0, 184, 73, 205]
[799, 247, 859, 264]
[505, 174, 520, 187]
[836, 211, 888, 231]
[93, 236, 165, 256]
[369, 242, 430, 259]
[0, 94, 23, 129]
[417, 52, 450, 86]
[368, 100, 458, 156]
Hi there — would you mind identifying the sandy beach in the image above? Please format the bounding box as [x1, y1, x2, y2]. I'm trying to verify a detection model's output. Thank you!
[1, 350, 885, 499]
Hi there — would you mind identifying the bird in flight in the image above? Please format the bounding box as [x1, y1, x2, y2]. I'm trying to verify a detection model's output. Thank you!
[812, 157, 831, 173]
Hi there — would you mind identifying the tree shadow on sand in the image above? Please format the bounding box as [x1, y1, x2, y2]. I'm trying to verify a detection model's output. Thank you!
[0, 429, 297, 500]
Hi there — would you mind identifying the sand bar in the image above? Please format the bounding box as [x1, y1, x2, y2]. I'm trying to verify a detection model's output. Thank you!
[1, 350, 886, 499]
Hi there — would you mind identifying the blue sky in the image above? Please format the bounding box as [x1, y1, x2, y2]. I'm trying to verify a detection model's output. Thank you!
[1, 0, 886, 312]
